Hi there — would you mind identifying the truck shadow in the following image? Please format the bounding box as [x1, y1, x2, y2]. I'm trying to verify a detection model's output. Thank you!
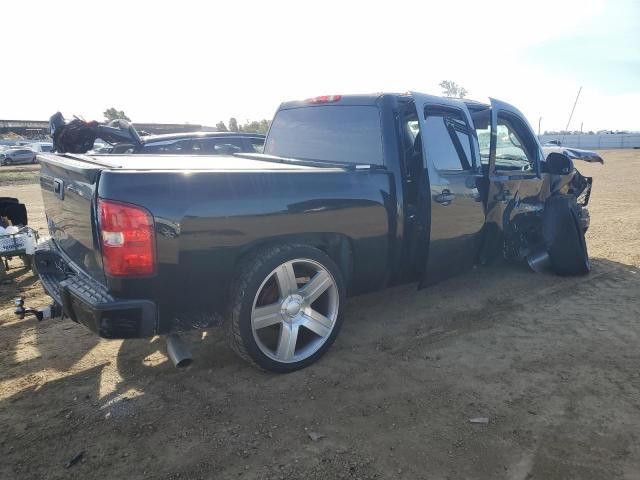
[1, 262, 37, 287]
[112, 256, 639, 383]
[0, 260, 100, 384]
[3, 256, 638, 399]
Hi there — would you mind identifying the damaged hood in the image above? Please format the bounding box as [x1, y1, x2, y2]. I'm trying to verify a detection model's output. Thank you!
[542, 146, 604, 164]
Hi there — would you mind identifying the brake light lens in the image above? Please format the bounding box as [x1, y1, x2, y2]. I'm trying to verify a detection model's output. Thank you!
[98, 199, 156, 277]
[305, 95, 342, 104]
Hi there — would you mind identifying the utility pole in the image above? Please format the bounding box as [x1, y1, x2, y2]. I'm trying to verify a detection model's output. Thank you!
[562, 86, 582, 143]
[538, 117, 542, 136]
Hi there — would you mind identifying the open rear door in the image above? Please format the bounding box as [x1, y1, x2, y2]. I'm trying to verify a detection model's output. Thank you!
[410, 93, 486, 288]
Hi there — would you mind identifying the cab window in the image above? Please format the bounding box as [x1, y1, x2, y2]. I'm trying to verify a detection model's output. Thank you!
[265, 105, 384, 165]
[494, 113, 537, 173]
[470, 108, 539, 173]
[423, 107, 474, 171]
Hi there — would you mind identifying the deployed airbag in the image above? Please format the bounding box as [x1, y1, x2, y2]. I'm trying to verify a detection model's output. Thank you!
[542, 195, 590, 276]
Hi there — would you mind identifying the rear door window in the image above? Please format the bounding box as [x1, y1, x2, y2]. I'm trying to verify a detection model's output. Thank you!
[423, 108, 474, 171]
[265, 105, 383, 165]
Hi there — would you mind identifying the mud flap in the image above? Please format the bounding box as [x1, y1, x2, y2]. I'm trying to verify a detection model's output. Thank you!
[543, 195, 590, 276]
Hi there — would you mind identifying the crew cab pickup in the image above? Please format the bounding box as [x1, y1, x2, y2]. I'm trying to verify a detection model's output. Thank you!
[31, 93, 595, 372]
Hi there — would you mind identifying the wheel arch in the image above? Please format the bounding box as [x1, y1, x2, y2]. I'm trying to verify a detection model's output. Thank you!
[236, 233, 355, 292]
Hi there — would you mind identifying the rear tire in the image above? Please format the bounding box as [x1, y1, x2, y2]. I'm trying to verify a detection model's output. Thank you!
[226, 243, 346, 373]
[543, 195, 590, 276]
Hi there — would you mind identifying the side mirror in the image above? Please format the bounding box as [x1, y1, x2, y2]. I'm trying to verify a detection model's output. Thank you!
[544, 152, 574, 175]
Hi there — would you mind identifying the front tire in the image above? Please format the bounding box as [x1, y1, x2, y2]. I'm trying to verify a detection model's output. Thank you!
[3, 158, 11, 166]
[226, 243, 346, 373]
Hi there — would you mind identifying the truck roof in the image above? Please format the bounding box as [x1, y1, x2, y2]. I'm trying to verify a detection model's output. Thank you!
[277, 93, 491, 110]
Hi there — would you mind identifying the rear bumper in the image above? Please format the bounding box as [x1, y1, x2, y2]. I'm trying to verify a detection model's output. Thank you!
[35, 240, 157, 339]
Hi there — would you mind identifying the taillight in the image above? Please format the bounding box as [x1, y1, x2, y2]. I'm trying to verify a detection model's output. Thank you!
[305, 95, 342, 104]
[98, 198, 156, 277]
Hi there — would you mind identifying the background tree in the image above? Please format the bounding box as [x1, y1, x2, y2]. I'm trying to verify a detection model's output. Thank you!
[239, 119, 271, 134]
[242, 120, 261, 133]
[259, 119, 271, 134]
[216, 121, 228, 132]
[103, 108, 131, 122]
[229, 117, 239, 132]
[438, 80, 467, 98]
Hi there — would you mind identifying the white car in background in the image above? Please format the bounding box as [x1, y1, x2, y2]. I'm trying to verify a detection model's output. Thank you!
[28, 142, 53, 153]
[0, 147, 37, 166]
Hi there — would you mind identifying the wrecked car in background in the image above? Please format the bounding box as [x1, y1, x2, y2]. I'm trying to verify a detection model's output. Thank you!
[45, 114, 265, 157]
[22, 93, 599, 372]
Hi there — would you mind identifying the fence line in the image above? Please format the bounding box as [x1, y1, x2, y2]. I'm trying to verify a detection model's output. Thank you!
[538, 134, 640, 149]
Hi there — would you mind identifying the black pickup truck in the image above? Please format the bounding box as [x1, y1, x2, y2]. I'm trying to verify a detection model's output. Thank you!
[30, 92, 595, 372]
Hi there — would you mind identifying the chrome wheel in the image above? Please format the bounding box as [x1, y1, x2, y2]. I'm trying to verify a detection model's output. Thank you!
[251, 258, 339, 363]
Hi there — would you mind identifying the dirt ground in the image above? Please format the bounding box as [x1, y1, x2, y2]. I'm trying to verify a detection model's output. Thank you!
[1, 150, 639, 480]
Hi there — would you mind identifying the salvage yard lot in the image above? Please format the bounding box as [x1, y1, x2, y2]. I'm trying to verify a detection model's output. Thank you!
[0, 164, 40, 186]
[1, 150, 639, 479]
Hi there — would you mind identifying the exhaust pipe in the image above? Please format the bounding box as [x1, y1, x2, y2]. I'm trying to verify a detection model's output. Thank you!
[165, 334, 193, 368]
[527, 249, 551, 273]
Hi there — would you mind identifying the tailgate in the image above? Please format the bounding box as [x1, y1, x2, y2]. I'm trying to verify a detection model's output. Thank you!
[38, 153, 112, 284]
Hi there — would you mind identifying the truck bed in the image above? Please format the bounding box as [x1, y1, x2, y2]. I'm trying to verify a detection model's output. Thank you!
[36, 151, 394, 337]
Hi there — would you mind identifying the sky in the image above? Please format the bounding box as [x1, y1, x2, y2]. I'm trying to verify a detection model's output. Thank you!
[3, 0, 639, 132]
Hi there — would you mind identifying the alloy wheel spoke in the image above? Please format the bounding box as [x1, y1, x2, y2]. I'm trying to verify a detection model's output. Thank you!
[252, 302, 282, 330]
[300, 309, 333, 338]
[299, 270, 332, 304]
[275, 262, 298, 297]
[276, 323, 299, 361]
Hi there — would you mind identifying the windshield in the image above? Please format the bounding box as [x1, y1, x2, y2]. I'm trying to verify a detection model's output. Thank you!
[265, 105, 384, 165]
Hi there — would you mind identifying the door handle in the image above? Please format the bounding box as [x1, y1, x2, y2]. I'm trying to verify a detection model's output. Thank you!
[433, 189, 455, 205]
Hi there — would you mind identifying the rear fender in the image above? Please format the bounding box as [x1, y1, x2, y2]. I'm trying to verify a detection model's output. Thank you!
[238, 233, 355, 291]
